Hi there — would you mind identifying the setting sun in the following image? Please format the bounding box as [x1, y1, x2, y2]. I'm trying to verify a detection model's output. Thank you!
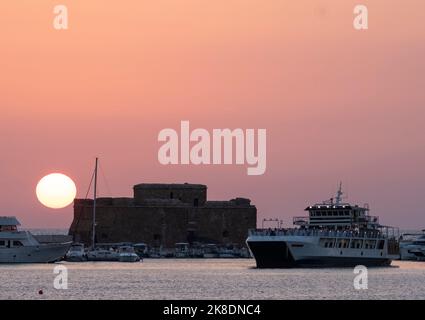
[36, 173, 77, 209]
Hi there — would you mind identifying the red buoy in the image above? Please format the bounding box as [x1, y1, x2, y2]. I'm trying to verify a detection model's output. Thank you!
[38, 290, 43, 295]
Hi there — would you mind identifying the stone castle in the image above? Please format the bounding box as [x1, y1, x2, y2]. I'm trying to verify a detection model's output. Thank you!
[69, 183, 257, 248]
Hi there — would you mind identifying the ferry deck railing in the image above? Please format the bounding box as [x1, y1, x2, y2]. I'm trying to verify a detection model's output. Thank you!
[248, 228, 392, 239]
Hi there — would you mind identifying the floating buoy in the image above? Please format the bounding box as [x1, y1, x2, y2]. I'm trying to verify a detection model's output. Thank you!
[38, 290, 43, 295]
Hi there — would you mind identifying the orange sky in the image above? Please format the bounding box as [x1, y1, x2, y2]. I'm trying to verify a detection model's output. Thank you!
[0, 0, 424, 228]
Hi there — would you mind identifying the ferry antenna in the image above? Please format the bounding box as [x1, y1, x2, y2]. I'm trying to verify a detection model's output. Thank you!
[335, 182, 343, 205]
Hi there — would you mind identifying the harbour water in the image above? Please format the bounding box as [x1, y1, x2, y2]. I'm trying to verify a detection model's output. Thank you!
[1, 259, 425, 300]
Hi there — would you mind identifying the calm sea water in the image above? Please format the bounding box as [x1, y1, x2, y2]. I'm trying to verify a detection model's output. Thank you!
[1, 259, 425, 300]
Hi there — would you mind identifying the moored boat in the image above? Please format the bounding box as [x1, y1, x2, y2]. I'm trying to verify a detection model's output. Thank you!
[86, 248, 119, 261]
[399, 232, 425, 261]
[0, 217, 71, 263]
[65, 243, 87, 262]
[118, 245, 141, 262]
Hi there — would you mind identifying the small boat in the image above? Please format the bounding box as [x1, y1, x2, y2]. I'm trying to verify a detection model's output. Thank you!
[118, 246, 140, 262]
[84, 158, 119, 262]
[174, 242, 190, 258]
[65, 243, 87, 262]
[399, 232, 425, 261]
[218, 245, 237, 258]
[189, 244, 204, 258]
[86, 248, 119, 261]
[133, 243, 149, 258]
[148, 247, 162, 258]
[203, 244, 219, 258]
[238, 247, 251, 258]
[0, 216, 71, 263]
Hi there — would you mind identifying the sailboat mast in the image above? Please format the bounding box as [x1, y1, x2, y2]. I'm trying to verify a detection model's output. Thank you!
[92, 157, 98, 249]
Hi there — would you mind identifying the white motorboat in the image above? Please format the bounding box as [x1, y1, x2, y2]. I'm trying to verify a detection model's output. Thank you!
[0, 217, 71, 263]
[399, 232, 425, 261]
[86, 248, 119, 261]
[118, 246, 140, 262]
[65, 243, 87, 262]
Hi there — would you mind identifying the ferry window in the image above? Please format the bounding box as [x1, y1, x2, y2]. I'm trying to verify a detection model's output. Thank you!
[356, 243, 361, 249]
[13, 241, 23, 247]
[194, 198, 199, 207]
[170, 192, 174, 199]
[0, 240, 5, 246]
[378, 240, 385, 249]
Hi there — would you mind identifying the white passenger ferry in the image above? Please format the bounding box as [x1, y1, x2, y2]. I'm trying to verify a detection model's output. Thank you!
[246, 186, 400, 268]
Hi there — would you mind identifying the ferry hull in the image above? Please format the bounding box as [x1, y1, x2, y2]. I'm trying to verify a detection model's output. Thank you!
[247, 241, 392, 268]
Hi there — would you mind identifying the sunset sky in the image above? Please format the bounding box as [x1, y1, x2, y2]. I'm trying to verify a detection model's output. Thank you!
[1, 0, 424, 229]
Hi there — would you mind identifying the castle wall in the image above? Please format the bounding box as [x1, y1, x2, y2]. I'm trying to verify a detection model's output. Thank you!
[69, 184, 256, 249]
